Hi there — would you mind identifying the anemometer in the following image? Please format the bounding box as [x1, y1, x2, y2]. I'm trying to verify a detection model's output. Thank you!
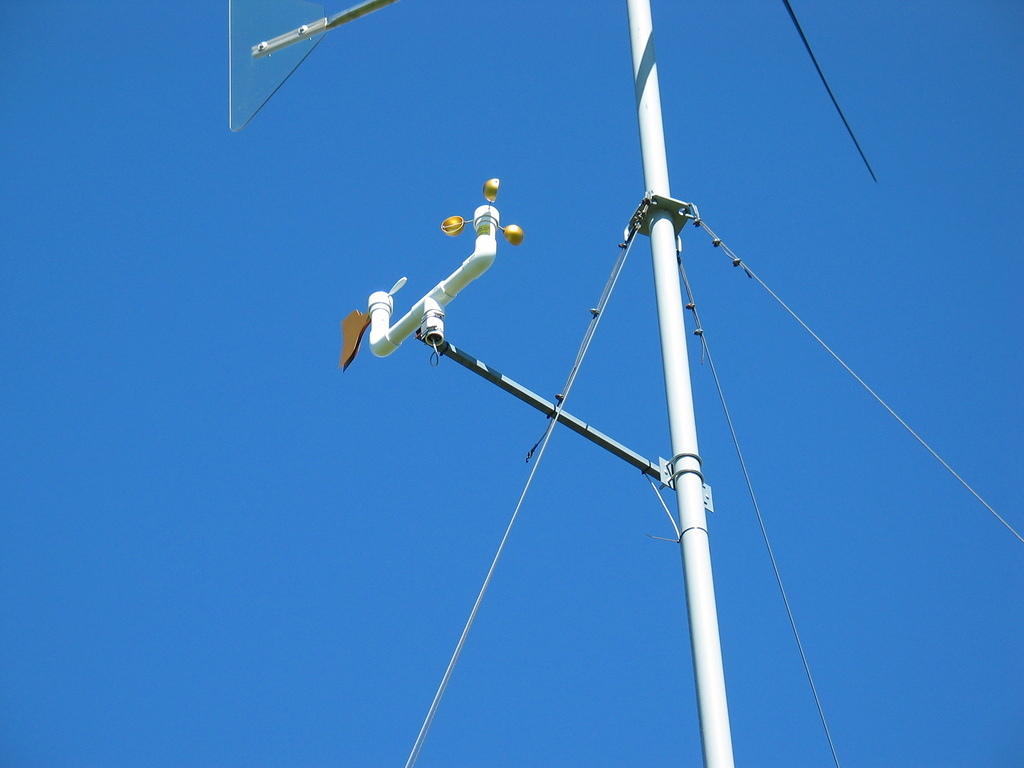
[340, 178, 524, 369]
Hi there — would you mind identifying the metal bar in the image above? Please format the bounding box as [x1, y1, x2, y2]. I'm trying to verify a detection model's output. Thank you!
[438, 341, 662, 481]
[251, 0, 398, 59]
[252, 16, 328, 58]
[326, 0, 399, 29]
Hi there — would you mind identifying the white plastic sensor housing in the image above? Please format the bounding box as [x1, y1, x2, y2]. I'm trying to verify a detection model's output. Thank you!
[419, 297, 445, 347]
[369, 205, 500, 357]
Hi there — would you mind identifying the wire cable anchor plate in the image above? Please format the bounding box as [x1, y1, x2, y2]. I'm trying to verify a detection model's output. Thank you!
[626, 194, 699, 241]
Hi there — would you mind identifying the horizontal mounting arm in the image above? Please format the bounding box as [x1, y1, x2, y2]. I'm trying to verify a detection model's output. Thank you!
[437, 340, 663, 482]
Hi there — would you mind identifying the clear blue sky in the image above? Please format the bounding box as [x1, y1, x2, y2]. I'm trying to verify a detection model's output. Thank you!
[3, 1, 1022, 766]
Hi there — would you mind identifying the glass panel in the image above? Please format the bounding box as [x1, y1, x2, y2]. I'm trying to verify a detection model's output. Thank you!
[229, 0, 326, 131]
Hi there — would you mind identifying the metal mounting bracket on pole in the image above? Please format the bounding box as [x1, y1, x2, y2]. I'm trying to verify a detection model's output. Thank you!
[702, 482, 715, 513]
[659, 455, 715, 512]
[625, 194, 699, 242]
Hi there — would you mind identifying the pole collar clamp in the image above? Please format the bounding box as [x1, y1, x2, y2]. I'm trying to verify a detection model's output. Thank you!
[659, 452, 703, 488]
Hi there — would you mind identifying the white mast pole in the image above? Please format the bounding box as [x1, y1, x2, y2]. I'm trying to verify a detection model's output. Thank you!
[625, 1, 736, 765]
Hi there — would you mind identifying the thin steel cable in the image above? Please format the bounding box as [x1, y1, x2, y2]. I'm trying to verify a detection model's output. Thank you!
[677, 259, 844, 768]
[525, 202, 650, 461]
[696, 220, 1023, 546]
[560, 209, 644, 392]
[779, 0, 877, 182]
[403, 219, 645, 768]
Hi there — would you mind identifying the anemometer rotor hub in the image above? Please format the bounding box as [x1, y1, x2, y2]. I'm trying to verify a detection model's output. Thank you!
[472, 205, 500, 237]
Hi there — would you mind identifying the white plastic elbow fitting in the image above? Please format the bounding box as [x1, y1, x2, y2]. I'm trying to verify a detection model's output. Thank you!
[368, 290, 398, 357]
